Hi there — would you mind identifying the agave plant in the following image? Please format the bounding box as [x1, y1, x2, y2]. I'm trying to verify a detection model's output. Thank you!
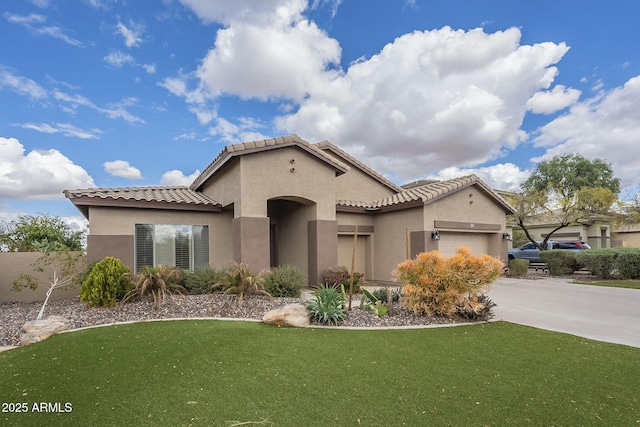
[210, 262, 272, 306]
[306, 284, 347, 325]
[122, 265, 187, 310]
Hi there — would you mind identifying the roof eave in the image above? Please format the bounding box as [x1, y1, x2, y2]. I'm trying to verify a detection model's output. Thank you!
[66, 195, 222, 216]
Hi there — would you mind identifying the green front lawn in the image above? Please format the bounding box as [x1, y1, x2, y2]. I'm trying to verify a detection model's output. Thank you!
[573, 280, 640, 290]
[1, 321, 639, 426]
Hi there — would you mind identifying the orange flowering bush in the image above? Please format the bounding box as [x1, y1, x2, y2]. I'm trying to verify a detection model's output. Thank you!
[393, 247, 504, 317]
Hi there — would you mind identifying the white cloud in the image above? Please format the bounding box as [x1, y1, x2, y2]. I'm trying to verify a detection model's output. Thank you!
[208, 117, 269, 143]
[160, 169, 201, 186]
[104, 51, 135, 67]
[103, 160, 143, 179]
[527, 85, 581, 114]
[195, 18, 341, 102]
[142, 63, 156, 74]
[0, 137, 95, 200]
[169, 2, 570, 185]
[54, 89, 145, 124]
[102, 98, 145, 124]
[0, 66, 47, 100]
[532, 75, 640, 188]
[275, 26, 568, 182]
[4, 12, 84, 47]
[116, 20, 144, 48]
[178, 0, 306, 25]
[29, 0, 51, 7]
[12, 122, 102, 139]
[425, 163, 530, 191]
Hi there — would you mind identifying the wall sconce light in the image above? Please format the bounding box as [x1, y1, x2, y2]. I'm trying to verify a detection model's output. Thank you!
[431, 229, 440, 241]
[503, 232, 512, 241]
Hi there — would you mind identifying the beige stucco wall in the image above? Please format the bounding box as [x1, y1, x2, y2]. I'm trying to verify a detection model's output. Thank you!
[200, 158, 242, 213]
[88, 207, 233, 269]
[333, 160, 396, 202]
[424, 186, 507, 228]
[0, 252, 83, 303]
[373, 207, 423, 283]
[239, 147, 337, 220]
[615, 231, 640, 247]
[336, 212, 375, 227]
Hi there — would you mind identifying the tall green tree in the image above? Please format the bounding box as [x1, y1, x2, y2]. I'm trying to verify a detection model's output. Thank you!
[0, 214, 85, 252]
[509, 154, 620, 249]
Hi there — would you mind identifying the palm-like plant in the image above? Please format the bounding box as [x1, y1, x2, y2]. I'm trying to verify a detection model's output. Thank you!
[210, 262, 272, 306]
[122, 265, 187, 310]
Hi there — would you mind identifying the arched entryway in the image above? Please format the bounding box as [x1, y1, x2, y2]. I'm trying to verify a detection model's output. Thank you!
[268, 197, 316, 283]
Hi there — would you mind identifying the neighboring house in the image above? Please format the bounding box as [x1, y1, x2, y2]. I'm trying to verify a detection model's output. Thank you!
[507, 219, 612, 249]
[64, 135, 516, 285]
[612, 224, 640, 247]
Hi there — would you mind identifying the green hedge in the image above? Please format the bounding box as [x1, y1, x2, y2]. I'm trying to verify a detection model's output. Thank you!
[576, 248, 640, 279]
[508, 259, 529, 276]
[539, 250, 579, 276]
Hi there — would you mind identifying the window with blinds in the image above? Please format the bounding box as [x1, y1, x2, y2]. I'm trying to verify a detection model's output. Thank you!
[134, 224, 209, 271]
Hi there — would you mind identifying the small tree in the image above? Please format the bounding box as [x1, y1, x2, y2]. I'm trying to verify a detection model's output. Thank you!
[13, 251, 87, 320]
[0, 214, 84, 252]
[511, 154, 620, 250]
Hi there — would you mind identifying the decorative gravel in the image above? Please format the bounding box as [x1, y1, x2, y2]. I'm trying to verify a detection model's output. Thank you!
[0, 294, 467, 347]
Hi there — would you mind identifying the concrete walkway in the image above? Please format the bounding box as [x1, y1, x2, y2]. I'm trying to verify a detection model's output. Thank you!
[489, 277, 640, 348]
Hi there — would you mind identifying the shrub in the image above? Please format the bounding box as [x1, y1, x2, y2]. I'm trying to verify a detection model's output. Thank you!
[122, 265, 186, 310]
[181, 267, 222, 295]
[370, 287, 401, 304]
[264, 264, 304, 297]
[576, 249, 616, 279]
[613, 248, 640, 280]
[323, 265, 363, 293]
[306, 284, 346, 325]
[539, 250, 578, 276]
[394, 247, 503, 317]
[458, 294, 496, 321]
[508, 259, 529, 276]
[80, 257, 131, 307]
[210, 262, 271, 305]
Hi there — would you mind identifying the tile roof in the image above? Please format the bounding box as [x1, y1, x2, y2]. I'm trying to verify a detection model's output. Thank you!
[337, 175, 516, 213]
[64, 186, 221, 218]
[190, 134, 350, 191]
[314, 141, 402, 193]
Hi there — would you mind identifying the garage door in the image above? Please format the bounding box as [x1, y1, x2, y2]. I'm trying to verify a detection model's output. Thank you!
[438, 232, 488, 257]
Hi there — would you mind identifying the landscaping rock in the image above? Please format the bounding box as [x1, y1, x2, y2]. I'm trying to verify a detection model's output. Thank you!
[20, 315, 71, 345]
[262, 304, 310, 327]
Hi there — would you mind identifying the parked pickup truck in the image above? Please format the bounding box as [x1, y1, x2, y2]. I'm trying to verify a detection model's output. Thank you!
[508, 240, 591, 263]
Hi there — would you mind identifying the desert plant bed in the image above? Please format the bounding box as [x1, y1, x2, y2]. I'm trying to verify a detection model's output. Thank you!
[0, 294, 464, 347]
[1, 320, 638, 426]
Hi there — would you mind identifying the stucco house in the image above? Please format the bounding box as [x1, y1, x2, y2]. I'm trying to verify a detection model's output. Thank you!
[64, 135, 516, 286]
[508, 220, 612, 249]
[612, 224, 640, 248]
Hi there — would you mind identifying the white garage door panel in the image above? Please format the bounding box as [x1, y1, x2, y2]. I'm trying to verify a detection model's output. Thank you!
[438, 232, 488, 257]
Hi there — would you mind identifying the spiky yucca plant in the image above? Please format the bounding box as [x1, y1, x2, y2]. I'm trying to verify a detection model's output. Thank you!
[210, 262, 272, 305]
[306, 284, 346, 325]
[122, 265, 187, 310]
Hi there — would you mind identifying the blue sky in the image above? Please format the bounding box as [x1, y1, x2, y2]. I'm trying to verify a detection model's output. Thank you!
[2, 0, 640, 229]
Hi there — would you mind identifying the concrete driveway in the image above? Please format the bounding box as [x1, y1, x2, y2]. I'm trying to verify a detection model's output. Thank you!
[489, 277, 640, 348]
